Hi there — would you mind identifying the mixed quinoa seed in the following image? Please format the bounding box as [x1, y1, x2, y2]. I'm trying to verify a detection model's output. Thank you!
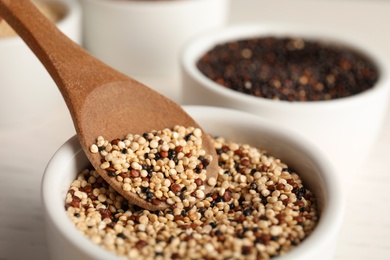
[196, 36, 378, 101]
[89, 126, 213, 207]
[66, 126, 318, 259]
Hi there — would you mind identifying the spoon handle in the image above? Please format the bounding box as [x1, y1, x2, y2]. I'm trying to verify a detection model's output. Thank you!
[0, 0, 128, 114]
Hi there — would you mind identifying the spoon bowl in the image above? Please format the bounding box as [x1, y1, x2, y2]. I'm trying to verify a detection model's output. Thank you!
[0, 0, 218, 211]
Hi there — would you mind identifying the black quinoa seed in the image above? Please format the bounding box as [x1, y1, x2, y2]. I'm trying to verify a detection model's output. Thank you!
[215, 197, 224, 203]
[168, 149, 177, 160]
[146, 191, 154, 199]
[243, 208, 252, 216]
[249, 182, 258, 190]
[209, 222, 217, 228]
[224, 170, 231, 176]
[184, 133, 193, 141]
[117, 233, 127, 239]
[199, 207, 207, 215]
[165, 209, 173, 215]
[202, 158, 210, 167]
[237, 233, 245, 239]
[167, 235, 175, 243]
[107, 171, 116, 177]
[215, 230, 223, 236]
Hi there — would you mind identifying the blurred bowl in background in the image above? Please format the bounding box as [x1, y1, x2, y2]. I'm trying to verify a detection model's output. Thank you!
[79, 0, 229, 103]
[181, 24, 390, 180]
[0, 0, 82, 127]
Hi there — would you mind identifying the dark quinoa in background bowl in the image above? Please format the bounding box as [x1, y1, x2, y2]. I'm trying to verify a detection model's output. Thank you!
[196, 36, 379, 102]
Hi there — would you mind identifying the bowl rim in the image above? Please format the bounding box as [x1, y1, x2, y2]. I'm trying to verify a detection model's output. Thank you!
[42, 134, 117, 260]
[41, 106, 345, 259]
[181, 23, 390, 109]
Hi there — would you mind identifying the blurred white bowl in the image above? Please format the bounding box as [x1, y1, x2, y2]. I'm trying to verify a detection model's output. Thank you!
[79, 0, 229, 102]
[181, 24, 390, 179]
[0, 0, 81, 126]
[42, 106, 344, 260]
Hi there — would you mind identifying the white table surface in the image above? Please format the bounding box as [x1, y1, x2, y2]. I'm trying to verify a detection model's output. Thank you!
[1, 0, 390, 259]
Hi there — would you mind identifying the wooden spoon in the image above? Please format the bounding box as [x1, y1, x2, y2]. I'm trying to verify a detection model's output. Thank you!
[0, 0, 218, 211]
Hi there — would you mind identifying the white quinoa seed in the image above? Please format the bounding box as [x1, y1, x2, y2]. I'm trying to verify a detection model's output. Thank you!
[207, 177, 217, 186]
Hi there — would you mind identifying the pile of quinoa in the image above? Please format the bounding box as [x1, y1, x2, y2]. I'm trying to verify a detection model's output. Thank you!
[89, 126, 213, 207]
[66, 135, 318, 259]
[196, 36, 378, 101]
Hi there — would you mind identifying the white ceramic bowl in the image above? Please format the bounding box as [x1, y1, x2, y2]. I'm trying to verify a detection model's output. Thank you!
[181, 24, 390, 180]
[42, 106, 344, 260]
[0, 0, 81, 126]
[79, 0, 229, 76]
[79, 0, 229, 102]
